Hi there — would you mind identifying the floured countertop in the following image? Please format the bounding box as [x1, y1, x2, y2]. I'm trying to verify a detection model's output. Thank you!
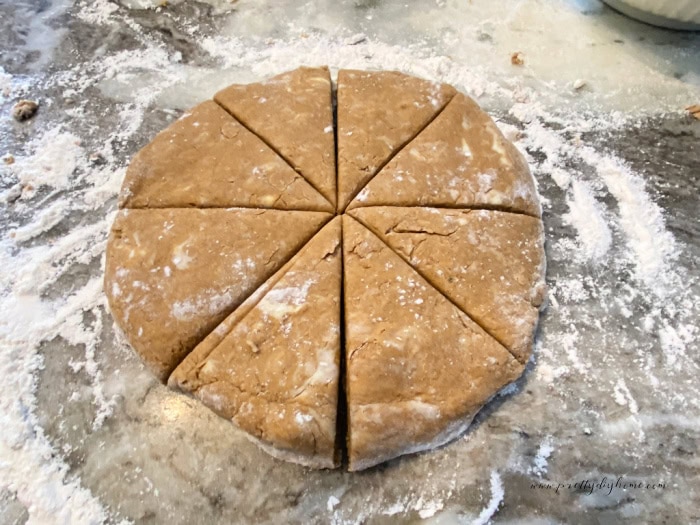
[0, 0, 698, 523]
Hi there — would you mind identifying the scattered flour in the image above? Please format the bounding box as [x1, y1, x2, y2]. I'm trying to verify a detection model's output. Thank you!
[658, 321, 696, 369]
[327, 495, 340, 512]
[0, 66, 13, 102]
[0, 265, 114, 523]
[579, 148, 679, 297]
[171, 290, 233, 321]
[76, 0, 120, 25]
[10, 127, 84, 198]
[9, 200, 69, 243]
[415, 497, 444, 519]
[378, 493, 448, 520]
[472, 471, 505, 525]
[563, 180, 612, 262]
[611, 379, 645, 442]
[530, 436, 555, 477]
[613, 379, 639, 415]
[1, 0, 698, 523]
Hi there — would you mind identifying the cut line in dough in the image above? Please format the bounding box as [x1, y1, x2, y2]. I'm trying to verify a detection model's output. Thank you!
[120, 100, 333, 212]
[349, 206, 547, 363]
[336, 69, 456, 211]
[342, 215, 524, 470]
[215, 66, 336, 208]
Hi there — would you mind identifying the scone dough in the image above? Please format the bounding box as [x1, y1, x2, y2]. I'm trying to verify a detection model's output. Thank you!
[342, 216, 524, 471]
[106, 67, 547, 471]
[348, 93, 540, 217]
[169, 218, 342, 468]
[215, 66, 336, 206]
[104, 208, 330, 381]
[119, 101, 332, 212]
[350, 207, 547, 363]
[336, 70, 456, 210]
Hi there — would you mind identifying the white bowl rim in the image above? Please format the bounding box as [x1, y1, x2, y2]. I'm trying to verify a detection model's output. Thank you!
[603, 0, 700, 31]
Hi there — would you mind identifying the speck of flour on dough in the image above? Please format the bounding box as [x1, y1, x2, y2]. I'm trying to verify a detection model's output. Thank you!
[258, 280, 315, 320]
[171, 290, 234, 321]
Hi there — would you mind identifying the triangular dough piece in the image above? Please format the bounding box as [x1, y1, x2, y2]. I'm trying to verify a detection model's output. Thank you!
[342, 216, 524, 471]
[169, 218, 342, 469]
[214, 67, 336, 206]
[104, 209, 331, 382]
[336, 70, 456, 211]
[119, 101, 331, 212]
[347, 93, 540, 217]
[351, 207, 546, 363]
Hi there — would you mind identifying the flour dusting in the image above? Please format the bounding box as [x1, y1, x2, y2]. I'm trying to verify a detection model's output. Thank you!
[530, 436, 555, 477]
[473, 471, 505, 525]
[563, 180, 612, 262]
[1, 0, 698, 523]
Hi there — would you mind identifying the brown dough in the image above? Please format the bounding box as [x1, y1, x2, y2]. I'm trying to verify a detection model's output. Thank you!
[347, 93, 540, 217]
[106, 67, 547, 471]
[336, 69, 456, 211]
[342, 216, 524, 471]
[215, 66, 336, 207]
[104, 208, 331, 381]
[119, 101, 331, 212]
[350, 207, 547, 363]
[169, 218, 342, 468]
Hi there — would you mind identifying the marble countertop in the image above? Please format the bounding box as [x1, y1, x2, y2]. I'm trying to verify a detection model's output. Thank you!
[0, 1, 698, 523]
